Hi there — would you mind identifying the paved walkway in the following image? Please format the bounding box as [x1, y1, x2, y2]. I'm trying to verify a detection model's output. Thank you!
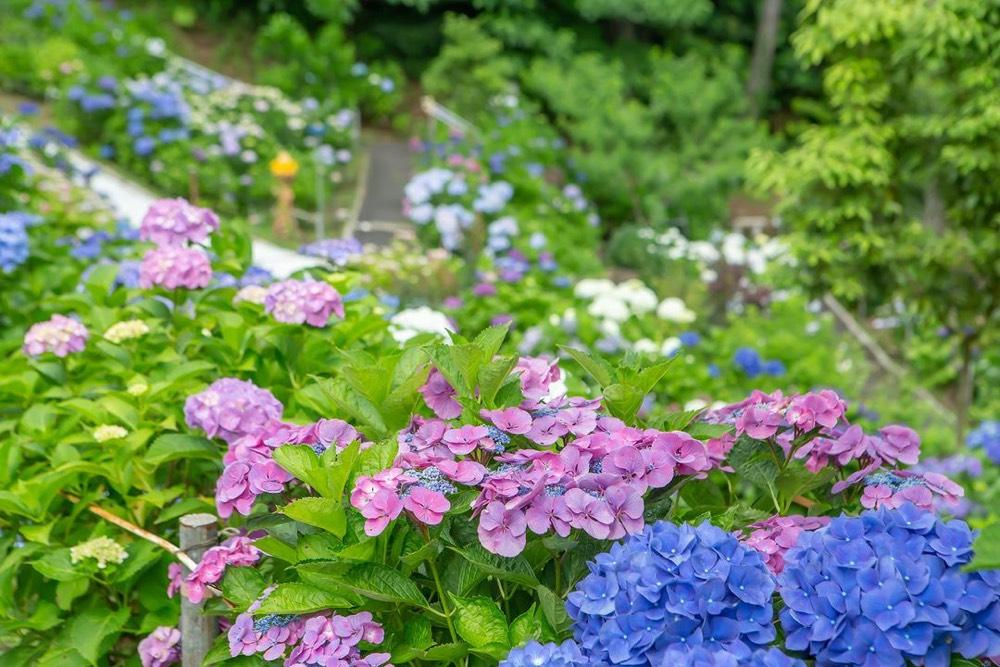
[352, 137, 414, 246]
[65, 151, 321, 278]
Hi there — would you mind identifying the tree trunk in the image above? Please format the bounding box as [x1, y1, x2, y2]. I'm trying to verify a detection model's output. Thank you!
[747, 0, 783, 119]
[922, 172, 946, 233]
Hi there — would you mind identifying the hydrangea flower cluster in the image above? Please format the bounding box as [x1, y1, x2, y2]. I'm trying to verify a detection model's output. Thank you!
[567, 520, 777, 664]
[351, 358, 726, 556]
[655, 646, 805, 667]
[0, 211, 30, 273]
[388, 307, 455, 343]
[234, 284, 268, 305]
[299, 237, 364, 266]
[229, 607, 390, 666]
[184, 377, 284, 444]
[138, 626, 181, 667]
[167, 535, 259, 604]
[968, 420, 1000, 464]
[216, 418, 363, 517]
[70, 536, 128, 569]
[732, 347, 786, 378]
[103, 319, 150, 343]
[778, 504, 1000, 666]
[264, 279, 345, 327]
[23, 313, 89, 357]
[500, 640, 585, 666]
[139, 245, 212, 290]
[741, 514, 831, 573]
[707, 390, 965, 513]
[139, 197, 219, 246]
[93, 424, 129, 442]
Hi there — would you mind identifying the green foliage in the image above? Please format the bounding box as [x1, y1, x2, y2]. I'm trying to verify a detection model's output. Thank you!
[421, 14, 515, 119]
[576, 0, 712, 29]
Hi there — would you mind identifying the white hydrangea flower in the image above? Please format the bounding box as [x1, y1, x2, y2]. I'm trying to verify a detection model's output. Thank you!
[573, 278, 615, 299]
[389, 307, 455, 343]
[104, 319, 150, 343]
[94, 425, 128, 442]
[633, 338, 659, 354]
[660, 337, 682, 357]
[616, 279, 658, 314]
[656, 297, 696, 323]
[684, 398, 708, 412]
[588, 294, 630, 322]
[234, 285, 268, 305]
[70, 536, 128, 569]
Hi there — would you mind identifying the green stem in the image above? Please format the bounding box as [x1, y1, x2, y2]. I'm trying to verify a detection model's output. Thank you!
[422, 526, 457, 643]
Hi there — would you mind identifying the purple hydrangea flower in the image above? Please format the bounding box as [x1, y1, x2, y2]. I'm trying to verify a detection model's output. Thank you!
[139, 245, 212, 290]
[568, 520, 777, 664]
[141, 197, 218, 246]
[264, 279, 344, 327]
[968, 421, 1000, 464]
[778, 503, 1000, 665]
[138, 626, 181, 667]
[23, 314, 88, 357]
[0, 212, 30, 272]
[501, 640, 585, 666]
[184, 377, 283, 444]
[298, 238, 364, 266]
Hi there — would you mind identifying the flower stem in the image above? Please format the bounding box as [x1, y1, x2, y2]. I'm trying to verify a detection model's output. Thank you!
[422, 526, 457, 643]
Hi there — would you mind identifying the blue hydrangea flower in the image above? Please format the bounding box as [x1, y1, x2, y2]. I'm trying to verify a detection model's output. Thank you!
[568, 521, 776, 665]
[0, 213, 30, 273]
[501, 640, 585, 666]
[657, 646, 805, 667]
[967, 421, 1000, 464]
[733, 348, 763, 377]
[679, 331, 701, 346]
[762, 360, 786, 377]
[778, 503, 1000, 666]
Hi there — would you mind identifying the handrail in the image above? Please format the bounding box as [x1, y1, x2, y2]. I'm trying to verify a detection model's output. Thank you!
[420, 95, 478, 136]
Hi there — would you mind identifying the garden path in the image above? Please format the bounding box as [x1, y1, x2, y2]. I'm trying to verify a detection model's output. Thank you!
[351, 135, 415, 246]
[63, 149, 322, 278]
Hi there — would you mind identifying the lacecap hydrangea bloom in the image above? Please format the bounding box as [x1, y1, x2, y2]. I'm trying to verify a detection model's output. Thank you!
[500, 640, 585, 666]
[139, 197, 219, 246]
[184, 377, 283, 444]
[567, 520, 776, 664]
[264, 279, 344, 327]
[138, 626, 181, 667]
[23, 314, 89, 357]
[0, 212, 30, 273]
[70, 536, 128, 569]
[778, 503, 1000, 666]
[139, 245, 212, 290]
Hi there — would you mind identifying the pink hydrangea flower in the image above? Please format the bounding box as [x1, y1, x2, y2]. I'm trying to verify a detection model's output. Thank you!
[481, 407, 533, 434]
[742, 515, 831, 573]
[419, 369, 462, 419]
[185, 377, 283, 444]
[167, 536, 259, 604]
[140, 197, 219, 246]
[139, 245, 212, 290]
[22, 314, 88, 357]
[478, 501, 527, 556]
[264, 279, 344, 327]
[443, 425, 489, 455]
[403, 486, 450, 524]
[735, 403, 784, 439]
[138, 626, 181, 667]
[360, 489, 404, 536]
[516, 356, 562, 401]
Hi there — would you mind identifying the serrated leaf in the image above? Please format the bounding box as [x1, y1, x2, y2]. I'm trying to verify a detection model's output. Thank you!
[508, 604, 542, 646]
[536, 585, 571, 634]
[297, 562, 428, 608]
[222, 567, 266, 610]
[281, 497, 347, 537]
[423, 642, 469, 662]
[448, 543, 539, 587]
[478, 355, 518, 407]
[560, 346, 615, 387]
[55, 578, 89, 611]
[255, 582, 357, 615]
[602, 383, 645, 421]
[60, 600, 129, 664]
[144, 433, 217, 467]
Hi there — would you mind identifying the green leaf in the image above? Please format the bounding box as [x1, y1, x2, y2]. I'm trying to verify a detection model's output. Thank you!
[96, 396, 139, 429]
[448, 543, 539, 587]
[968, 521, 1000, 571]
[508, 604, 542, 646]
[473, 323, 510, 359]
[59, 600, 129, 664]
[602, 383, 645, 422]
[298, 562, 428, 608]
[144, 433, 217, 467]
[281, 497, 347, 538]
[253, 536, 298, 563]
[222, 567, 266, 610]
[254, 583, 355, 615]
[478, 355, 518, 406]
[727, 435, 781, 491]
[560, 346, 615, 387]
[33, 549, 79, 581]
[422, 642, 469, 662]
[55, 578, 89, 611]
[631, 357, 674, 394]
[536, 585, 571, 634]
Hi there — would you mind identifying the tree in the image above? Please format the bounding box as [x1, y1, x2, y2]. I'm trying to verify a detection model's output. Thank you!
[747, 0, 1000, 440]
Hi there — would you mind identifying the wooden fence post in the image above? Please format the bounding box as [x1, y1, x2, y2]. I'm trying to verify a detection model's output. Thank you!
[179, 513, 218, 667]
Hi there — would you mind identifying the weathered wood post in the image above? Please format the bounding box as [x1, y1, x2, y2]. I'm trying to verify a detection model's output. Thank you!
[179, 513, 218, 667]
